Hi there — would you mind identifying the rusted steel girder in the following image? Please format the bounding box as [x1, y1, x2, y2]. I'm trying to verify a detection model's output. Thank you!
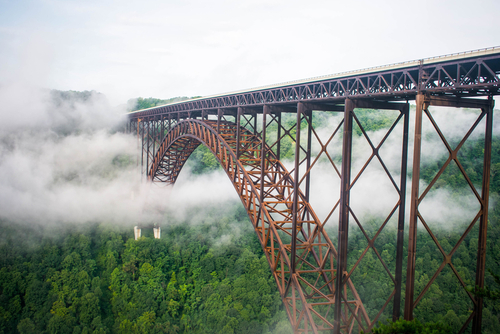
[328, 99, 410, 333]
[144, 95, 414, 332]
[128, 48, 500, 333]
[404, 95, 494, 334]
[149, 116, 370, 332]
[131, 93, 496, 332]
[128, 48, 500, 120]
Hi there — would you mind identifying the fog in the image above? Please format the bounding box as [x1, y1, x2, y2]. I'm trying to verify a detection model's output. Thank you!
[286, 106, 494, 232]
[0, 77, 495, 240]
[0, 87, 139, 225]
[0, 83, 244, 231]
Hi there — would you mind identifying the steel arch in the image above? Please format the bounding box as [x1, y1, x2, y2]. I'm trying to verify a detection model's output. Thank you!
[150, 119, 369, 333]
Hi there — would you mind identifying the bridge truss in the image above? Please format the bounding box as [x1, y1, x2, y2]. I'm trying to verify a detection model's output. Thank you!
[127, 48, 500, 333]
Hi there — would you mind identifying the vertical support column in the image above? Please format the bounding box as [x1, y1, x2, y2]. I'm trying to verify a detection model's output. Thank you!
[472, 97, 494, 334]
[157, 117, 160, 141]
[405, 93, 428, 320]
[217, 109, 222, 134]
[153, 226, 161, 239]
[393, 103, 410, 320]
[254, 112, 258, 135]
[236, 107, 242, 159]
[305, 109, 313, 203]
[259, 106, 269, 236]
[217, 109, 222, 155]
[146, 118, 151, 180]
[291, 103, 304, 274]
[334, 99, 354, 333]
[277, 111, 282, 161]
[151, 117, 157, 178]
[161, 115, 165, 142]
[260, 106, 269, 206]
[141, 119, 145, 181]
[136, 119, 141, 169]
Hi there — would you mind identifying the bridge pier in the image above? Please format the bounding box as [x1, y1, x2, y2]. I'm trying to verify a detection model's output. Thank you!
[153, 226, 161, 239]
[134, 224, 161, 240]
[404, 94, 494, 334]
[134, 226, 141, 240]
[332, 98, 410, 333]
[334, 99, 354, 334]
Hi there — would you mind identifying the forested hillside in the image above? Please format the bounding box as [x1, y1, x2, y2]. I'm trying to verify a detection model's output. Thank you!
[0, 204, 292, 334]
[0, 93, 499, 333]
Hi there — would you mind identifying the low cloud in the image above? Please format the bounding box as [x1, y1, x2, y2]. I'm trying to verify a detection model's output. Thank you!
[298, 106, 493, 232]
[163, 167, 240, 220]
[0, 78, 494, 239]
[0, 87, 145, 226]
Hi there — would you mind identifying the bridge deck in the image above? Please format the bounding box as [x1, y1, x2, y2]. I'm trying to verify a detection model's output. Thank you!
[129, 46, 500, 119]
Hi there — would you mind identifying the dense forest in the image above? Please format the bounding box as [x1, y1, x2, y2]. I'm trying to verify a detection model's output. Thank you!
[0, 92, 499, 333]
[0, 204, 292, 334]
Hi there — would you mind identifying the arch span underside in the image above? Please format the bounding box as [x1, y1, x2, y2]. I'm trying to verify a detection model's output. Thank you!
[149, 119, 369, 333]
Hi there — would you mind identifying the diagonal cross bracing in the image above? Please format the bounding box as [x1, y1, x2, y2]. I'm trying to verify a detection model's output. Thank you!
[128, 48, 500, 334]
[149, 118, 368, 333]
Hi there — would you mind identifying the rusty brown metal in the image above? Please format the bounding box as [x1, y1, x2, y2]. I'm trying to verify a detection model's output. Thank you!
[327, 99, 410, 332]
[334, 99, 354, 334]
[291, 103, 302, 275]
[149, 116, 368, 332]
[129, 49, 500, 333]
[394, 102, 409, 320]
[404, 93, 427, 320]
[403, 95, 494, 333]
[127, 49, 500, 120]
[473, 97, 494, 333]
[131, 97, 498, 333]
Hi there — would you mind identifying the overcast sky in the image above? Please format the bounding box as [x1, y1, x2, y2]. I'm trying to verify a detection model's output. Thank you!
[1, 0, 499, 105]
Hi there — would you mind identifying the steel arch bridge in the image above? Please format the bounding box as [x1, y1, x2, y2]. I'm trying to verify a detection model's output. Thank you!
[127, 47, 500, 333]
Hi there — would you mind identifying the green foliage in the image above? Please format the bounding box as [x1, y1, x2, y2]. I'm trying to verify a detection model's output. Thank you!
[2, 105, 500, 333]
[469, 269, 500, 300]
[187, 145, 222, 174]
[0, 207, 291, 334]
[369, 318, 452, 334]
[353, 108, 400, 136]
[50, 90, 105, 107]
